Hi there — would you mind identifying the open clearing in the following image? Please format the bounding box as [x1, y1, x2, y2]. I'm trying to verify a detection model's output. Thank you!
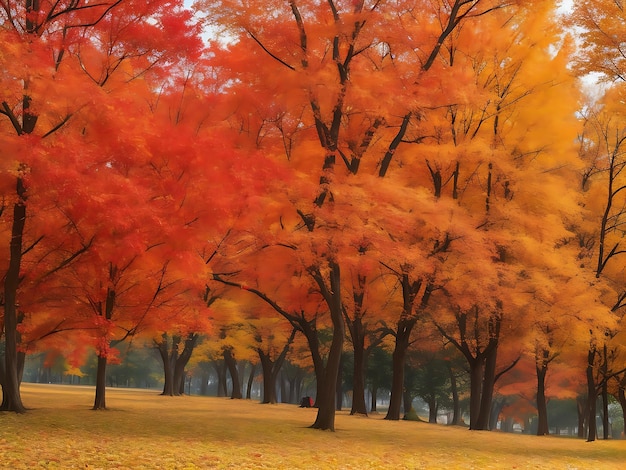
[0, 384, 623, 469]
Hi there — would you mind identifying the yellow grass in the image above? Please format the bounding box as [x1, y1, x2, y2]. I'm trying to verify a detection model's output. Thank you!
[0, 384, 623, 469]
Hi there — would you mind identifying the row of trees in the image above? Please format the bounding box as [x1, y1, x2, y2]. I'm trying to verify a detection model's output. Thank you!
[2, 0, 626, 442]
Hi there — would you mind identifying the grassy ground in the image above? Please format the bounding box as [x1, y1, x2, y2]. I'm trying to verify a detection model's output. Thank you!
[0, 384, 623, 469]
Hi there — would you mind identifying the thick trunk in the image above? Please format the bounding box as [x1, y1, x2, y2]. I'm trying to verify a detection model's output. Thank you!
[475, 345, 497, 430]
[385, 275, 427, 420]
[336, 353, 343, 411]
[385, 324, 411, 420]
[345, 279, 369, 416]
[536, 364, 549, 436]
[350, 317, 367, 415]
[586, 347, 597, 442]
[224, 348, 242, 399]
[157, 336, 177, 396]
[93, 355, 108, 410]
[173, 334, 198, 395]
[1, 196, 27, 413]
[468, 357, 484, 429]
[351, 338, 368, 415]
[259, 352, 277, 404]
[311, 262, 344, 431]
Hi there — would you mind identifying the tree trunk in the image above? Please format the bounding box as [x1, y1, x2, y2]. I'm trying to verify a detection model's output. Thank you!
[173, 334, 198, 395]
[259, 352, 277, 404]
[0, 351, 5, 405]
[1, 191, 27, 413]
[93, 355, 108, 410]
[310, 262, 344, 431]
[224, 348, 242, 399]
[586, 347, 597, 442]
[157, 334, 178, 396]
[370, 386, 378, 412]
[350, 322, 368, 415]
[246, 363, 256, 399]
[385, 323, 412, 420]
[402, 387, 413, 418]
[179, 372, 187, 395]
[385, 275, 429, 420]
[258, 328, 295, 404]
[448, 362, 460, 425]
[475, 344, 497, 430]
[576, 395, 587, 439]
[536, 363, 549, 435]
[336, 353, 343, 411]
[298, 319, 326, 409]
[602, 344, 609, 440]
[17, 350, 25, 386]
[212, 361, 227, 397]
[602, 379, 609, 439]
[287, 371, 302, 404]
[468, 357, 484, 429]
[280, 370, 289, 403]
[345, 277, 370, 416]
[428, 396, 437, 423]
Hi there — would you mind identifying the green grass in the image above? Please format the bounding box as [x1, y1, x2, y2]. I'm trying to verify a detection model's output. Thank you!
[0, 384, 623, 469]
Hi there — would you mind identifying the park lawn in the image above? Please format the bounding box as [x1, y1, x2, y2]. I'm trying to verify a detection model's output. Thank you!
[0, 384, 622, 469]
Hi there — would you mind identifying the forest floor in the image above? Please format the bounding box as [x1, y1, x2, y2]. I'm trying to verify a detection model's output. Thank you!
[0, 384, 623, 469]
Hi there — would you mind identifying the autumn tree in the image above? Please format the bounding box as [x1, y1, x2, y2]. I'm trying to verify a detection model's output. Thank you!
[569, 1, 626, 441]
[0, 0, 208, 411]
[411, 2, 583, 430]
[0, 0, 128, 412]
[570, 91, 626, 440]
[197, 0, 544, 431]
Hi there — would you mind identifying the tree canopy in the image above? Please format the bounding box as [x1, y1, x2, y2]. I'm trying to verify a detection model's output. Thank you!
[0, 0, 625, 442]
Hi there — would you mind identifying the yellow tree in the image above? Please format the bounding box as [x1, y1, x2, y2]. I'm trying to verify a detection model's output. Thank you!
[572, 86, 626, 440]
[417, 3, 584, 430]
[570, 0, 626, 441]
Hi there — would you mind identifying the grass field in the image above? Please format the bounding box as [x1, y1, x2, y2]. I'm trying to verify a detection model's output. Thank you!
[0, 384, 623, 469]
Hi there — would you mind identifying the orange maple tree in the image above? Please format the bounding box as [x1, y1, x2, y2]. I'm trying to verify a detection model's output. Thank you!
[0, 0, 206, 411]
